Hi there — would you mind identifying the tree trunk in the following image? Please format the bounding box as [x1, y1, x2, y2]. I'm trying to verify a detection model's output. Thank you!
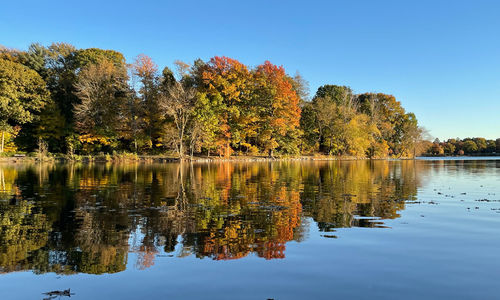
[179, 125, 185, 158]
[0, 131, 4, 153]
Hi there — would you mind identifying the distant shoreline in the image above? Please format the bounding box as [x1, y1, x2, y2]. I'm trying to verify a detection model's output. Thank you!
[418, 154, 500, 158]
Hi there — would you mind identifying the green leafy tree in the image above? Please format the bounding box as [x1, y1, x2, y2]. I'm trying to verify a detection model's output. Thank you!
[394, 113, 422, 157]
[309, 86, 363, 155]
[299, 101, 320, 153]
[17, 43, 49, 78]
[314, 85, 353, 105]
[463, 140, 478, 153]
[443, 142, 456, 155]
[486, 140, 496, 153]
[473, 137, 487, 152]
[0, 59, 50, 152]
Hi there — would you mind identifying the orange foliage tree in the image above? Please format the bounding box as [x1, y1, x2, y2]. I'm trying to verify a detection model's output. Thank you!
[253, 61, 302, 156]
[199, 56, 254, 157]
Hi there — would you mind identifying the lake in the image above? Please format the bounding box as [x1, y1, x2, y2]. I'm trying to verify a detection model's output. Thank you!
[0, 159, 499, 299]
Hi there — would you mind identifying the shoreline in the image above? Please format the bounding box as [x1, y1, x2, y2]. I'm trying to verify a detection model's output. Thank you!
[0, 154, 416, 163]
[1, 154, 498, 164]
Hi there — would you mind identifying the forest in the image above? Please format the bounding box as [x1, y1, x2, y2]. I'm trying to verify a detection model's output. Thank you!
[426, 137, 500, 156]
[0, 42, 426, 158]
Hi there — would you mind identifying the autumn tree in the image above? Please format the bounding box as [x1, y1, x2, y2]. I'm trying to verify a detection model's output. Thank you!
[198, 56, 253, 156]
[305, 85, 364, 155]
[73, 48, 126, 70]
[132, 54, 162, 149]
[0, 42, 429, 158]
[0, 46, 22, 62]
[425, 137, 500, 156]
[159, 80, 197, 157]
[357, 93, 423, 157]
[253, 61, 302, 156]
[357, 93, 406, 157]
[290, 71, 310, 103]
[73, 59, 128, 153]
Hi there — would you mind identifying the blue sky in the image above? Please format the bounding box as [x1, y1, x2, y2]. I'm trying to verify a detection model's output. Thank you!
[1, 0, 499, 140]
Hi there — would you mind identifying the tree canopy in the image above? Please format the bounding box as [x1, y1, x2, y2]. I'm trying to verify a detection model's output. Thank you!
[0, 42, 428, 158]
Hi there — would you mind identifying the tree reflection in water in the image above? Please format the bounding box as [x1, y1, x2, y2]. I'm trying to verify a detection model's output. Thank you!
[0, 160, 427, 274]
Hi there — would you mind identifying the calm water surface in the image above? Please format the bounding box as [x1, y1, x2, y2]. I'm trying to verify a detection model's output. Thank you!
[0, 159, 499, 299]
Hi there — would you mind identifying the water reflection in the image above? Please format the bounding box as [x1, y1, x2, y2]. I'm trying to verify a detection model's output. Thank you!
[0, 161, 426, 275]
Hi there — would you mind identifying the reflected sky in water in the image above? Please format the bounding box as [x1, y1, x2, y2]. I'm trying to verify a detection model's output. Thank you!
[0, 159, 499, 299]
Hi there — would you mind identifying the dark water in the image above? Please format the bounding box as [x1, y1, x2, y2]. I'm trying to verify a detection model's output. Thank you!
[0, 159, 499, 299]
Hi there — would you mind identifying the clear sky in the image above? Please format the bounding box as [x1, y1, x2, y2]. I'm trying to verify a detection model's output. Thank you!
[1, 0, 499, 140]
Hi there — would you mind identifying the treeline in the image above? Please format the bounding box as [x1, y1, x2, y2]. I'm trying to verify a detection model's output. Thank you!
[0, 42, 423, 158]
[426, 137, 500, 156]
